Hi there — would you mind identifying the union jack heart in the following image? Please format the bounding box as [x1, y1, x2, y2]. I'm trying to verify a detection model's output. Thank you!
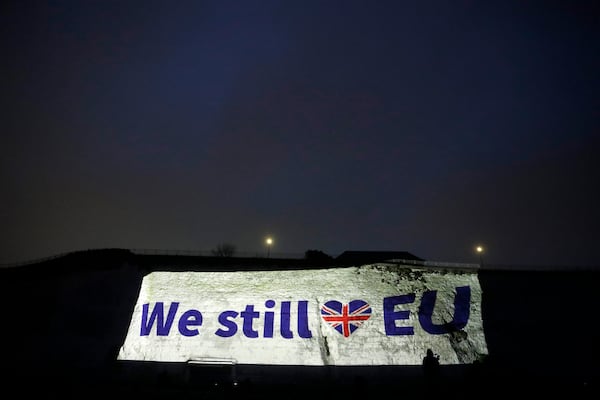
[321, 300, 372, 337]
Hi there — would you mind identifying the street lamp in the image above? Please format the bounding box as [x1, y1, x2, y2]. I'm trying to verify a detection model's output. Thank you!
[265, 237, 273, 258]
[476, 245, 484, 268]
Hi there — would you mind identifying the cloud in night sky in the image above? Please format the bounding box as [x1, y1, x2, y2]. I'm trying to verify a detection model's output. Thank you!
[1, 0, 598, 267]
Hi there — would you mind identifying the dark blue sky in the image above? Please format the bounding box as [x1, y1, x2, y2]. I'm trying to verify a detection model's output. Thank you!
[1, 0, 598, 267]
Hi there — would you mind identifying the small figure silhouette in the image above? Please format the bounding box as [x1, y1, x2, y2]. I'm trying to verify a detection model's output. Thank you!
[422, 348, 440, 381]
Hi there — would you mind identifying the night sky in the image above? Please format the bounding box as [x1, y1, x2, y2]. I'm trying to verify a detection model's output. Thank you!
[1, 1, 598, 267]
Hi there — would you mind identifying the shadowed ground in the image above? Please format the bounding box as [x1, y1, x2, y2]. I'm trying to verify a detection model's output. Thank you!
[0, 249, 598, 398]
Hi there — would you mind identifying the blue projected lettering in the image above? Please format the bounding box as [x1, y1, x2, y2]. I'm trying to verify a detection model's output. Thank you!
[139, 287, 471, 339]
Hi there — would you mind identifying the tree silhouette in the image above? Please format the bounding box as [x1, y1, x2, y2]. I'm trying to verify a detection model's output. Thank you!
[211, 243, 236, 257]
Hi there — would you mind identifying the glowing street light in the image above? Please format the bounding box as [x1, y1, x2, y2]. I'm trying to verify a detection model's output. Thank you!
[476, 245, 484, 268]
[265, 237, 273, 258]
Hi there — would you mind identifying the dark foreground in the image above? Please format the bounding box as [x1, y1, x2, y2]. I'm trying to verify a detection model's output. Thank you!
[1, 249, 598, 398]
[4, 367, 597, 400]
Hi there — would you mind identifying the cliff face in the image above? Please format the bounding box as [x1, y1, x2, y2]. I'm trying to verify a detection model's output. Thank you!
[118, 265, 487, 366]
[0, 249, 598, 396]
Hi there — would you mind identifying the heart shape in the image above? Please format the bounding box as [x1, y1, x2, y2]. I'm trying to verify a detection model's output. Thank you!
[321, 300, 372, 337]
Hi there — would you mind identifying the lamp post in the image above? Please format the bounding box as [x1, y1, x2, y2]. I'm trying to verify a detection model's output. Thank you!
[476, 245, 484, 268]
[266, 237, 273, 258]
